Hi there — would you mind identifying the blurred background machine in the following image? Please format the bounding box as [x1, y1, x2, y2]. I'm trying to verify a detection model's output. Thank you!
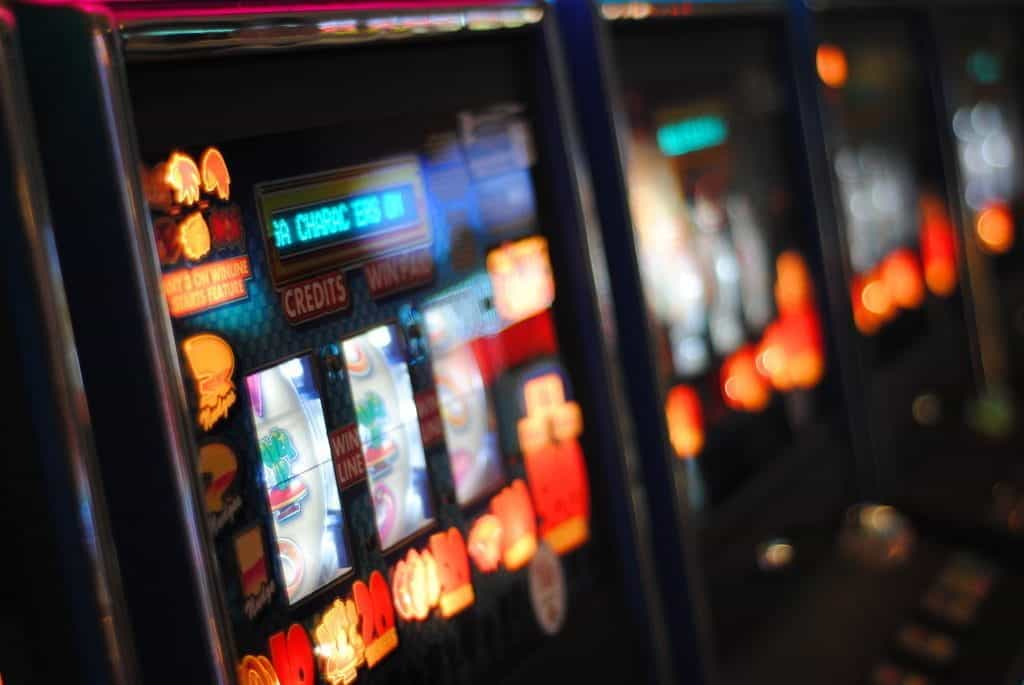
[559, 0, 1024, 683]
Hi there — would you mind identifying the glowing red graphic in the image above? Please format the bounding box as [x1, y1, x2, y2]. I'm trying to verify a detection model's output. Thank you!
[429, 527, 475, 618]
[920, 196, 958, 297]
[525, 440, 590, 555]
[268, 624, 314, 685]
[352, 571, 398, 667]
[491, 479, 538, 571]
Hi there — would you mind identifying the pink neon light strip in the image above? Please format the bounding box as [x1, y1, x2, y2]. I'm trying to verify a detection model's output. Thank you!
[25, 0, 526, 23]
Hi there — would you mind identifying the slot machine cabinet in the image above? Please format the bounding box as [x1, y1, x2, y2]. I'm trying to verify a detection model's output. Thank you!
[557, 2, 874, 683]
[0, 6, 137, 685]
[14, 2, 668, 684]
[932, 1, 1024, 542]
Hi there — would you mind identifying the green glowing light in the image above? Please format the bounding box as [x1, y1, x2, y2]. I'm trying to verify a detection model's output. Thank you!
[968, 50, 1002, 85]
[656, 115, 729, 157]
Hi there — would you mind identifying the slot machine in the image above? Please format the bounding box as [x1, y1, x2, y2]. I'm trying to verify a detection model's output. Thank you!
[797, 0, 1024, 681]
[0, 5, 136, 685]
[558, 1, 867, 682]
[805, 0, 1005, 528]
[932, 1, 1024, 540]
[14, 2, 668, 684]
[559, 0, 1024, 683]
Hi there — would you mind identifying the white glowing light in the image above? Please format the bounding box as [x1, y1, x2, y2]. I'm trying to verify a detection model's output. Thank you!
[367, 325, 393, 350]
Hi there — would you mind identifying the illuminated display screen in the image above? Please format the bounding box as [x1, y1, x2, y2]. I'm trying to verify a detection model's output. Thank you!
[257, 157, 430, 287]
[245, 356, 351, 604]
[342, 324, 435, 548]
[271, 184, 419, 259]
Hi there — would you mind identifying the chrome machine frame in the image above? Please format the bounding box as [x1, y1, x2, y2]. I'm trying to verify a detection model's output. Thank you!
[1, 3, 137, 684]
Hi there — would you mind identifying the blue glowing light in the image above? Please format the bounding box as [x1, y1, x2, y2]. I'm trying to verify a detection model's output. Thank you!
[656, 115, 729, 157]
[271, 184, 417, 258]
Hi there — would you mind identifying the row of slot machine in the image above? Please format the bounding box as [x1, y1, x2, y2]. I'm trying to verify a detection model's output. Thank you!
[4, 0, 1024, 684]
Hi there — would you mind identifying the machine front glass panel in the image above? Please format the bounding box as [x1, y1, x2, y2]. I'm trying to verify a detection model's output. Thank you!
[126, 34, 607, 681]
[613, 21, 834, 510]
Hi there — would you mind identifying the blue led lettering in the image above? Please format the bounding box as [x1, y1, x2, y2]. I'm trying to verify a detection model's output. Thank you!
[273, 218, 293, 248]
[271, 183, 418, 258]
[351, 195, 382, 229]
[382, 191, 404, 220]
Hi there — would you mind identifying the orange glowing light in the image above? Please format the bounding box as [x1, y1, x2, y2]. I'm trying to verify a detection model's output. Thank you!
[774, 251, 814, 314]
[721, 345, 772, 412]
[268, 624, 315, 685]
[757, 310, 825, 391]
[237, 655, 280, 685]
[525, 440, 591, 555]
[179, 211, 212, 261]
[430, 527, 475, 618]
[352, 571, 398, 668]
[861, 277, 892, 316]
[665, 384, 703, 459]
[491, 479, 538, 571]
[183, 333, 237, 431]
[487, 237, 555, 323]
[780, 309, 825, 390]
[391, 548, 441, 622]
[165, 152, 202, 205]
[976, 203, 1014, 254]
[816, 43, 848, 88]
[880, 249, 925, 310]
[315, 599, 365, 685]
[467, 514, 503, 573]
[201, 147, 231, 201]
[850, 275, 883, 335]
